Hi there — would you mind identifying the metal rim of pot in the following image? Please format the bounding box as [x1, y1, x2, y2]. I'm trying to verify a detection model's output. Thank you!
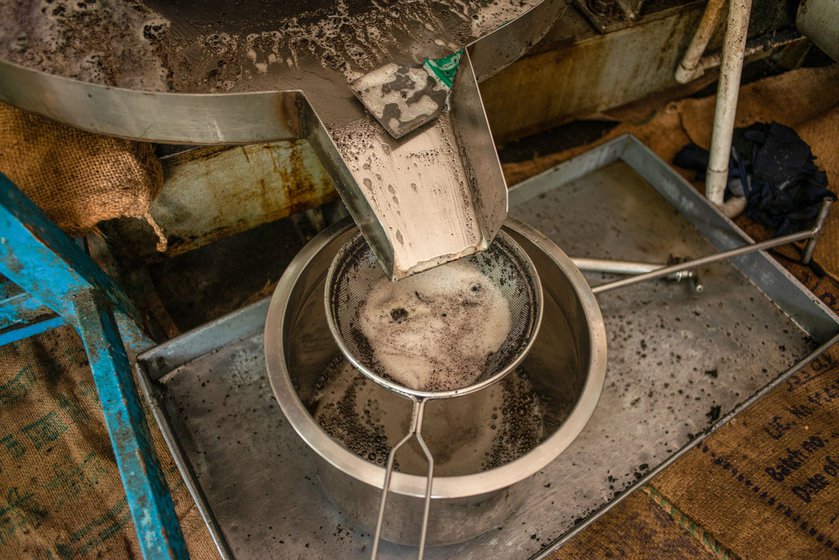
[264, 216, 607, 499]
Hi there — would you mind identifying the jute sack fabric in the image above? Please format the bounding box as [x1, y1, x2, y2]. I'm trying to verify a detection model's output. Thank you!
[0, 326, 219, 559]
[652, 342, 839, 560]
[550, 490, 718, 560]
[0, 102, 166, 248]
[502, 64, 839, 281]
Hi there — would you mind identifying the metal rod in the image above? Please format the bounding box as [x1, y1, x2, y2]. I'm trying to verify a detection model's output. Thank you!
[574, 258, 704, 292]
[371, 398, 431, 560]
[573, 258, 660, 275]
[699, 33, 806, 72]
[705, 0, 752, 214]
[415, 415, 434, 558]
[592, 227, 815, 294]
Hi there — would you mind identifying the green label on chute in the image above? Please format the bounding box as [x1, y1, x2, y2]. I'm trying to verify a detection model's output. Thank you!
[423, 50, 463, 90]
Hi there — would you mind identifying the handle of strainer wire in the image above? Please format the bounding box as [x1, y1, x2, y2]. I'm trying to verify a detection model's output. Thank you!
[371, 397, 433, 560]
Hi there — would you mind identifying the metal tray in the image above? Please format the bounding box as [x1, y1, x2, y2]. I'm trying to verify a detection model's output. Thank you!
[136, 135, 839, 559]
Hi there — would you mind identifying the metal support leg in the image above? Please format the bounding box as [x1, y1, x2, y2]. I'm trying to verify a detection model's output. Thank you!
[705, 0, 752, 217]
[0, 173, 187, 558]
[0, 173, 151, 352]
[75, 290, 188, 560]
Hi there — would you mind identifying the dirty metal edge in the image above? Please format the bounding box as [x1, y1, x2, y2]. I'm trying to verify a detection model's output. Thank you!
[134, 302, 274, 560]
[508, 133, 839, 340]
[531, 332, 839, 559]
[135, 359, 236, 560]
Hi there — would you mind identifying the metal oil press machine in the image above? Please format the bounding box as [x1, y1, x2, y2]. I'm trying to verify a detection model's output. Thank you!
[0, 1, 837, 559]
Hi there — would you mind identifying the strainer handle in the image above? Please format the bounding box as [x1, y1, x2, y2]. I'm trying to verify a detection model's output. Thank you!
[371, 397, 434, 560]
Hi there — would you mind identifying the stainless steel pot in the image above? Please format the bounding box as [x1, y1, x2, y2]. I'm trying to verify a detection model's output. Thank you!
[264, 217, 607, 546]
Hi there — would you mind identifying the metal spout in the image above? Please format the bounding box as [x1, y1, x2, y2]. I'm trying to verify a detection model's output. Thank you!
[309, 50, 507, 280]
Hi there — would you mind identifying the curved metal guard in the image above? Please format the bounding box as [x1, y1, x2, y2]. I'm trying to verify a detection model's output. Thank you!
[0, 1, 570, 280]
[371, 397, 434, 560]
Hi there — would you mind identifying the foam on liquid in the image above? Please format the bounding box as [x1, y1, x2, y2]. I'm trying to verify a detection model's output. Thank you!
[357, 260, 512, 392]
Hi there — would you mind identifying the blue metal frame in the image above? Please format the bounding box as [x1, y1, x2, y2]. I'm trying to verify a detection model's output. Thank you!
[0, 173, 188, 559]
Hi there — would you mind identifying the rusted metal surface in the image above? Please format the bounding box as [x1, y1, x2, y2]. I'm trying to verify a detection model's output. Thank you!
[482, 0, 802, 142]
[575, 0, 694, 32]
[482, 6, 704, 141]
[153, 140, 337, 258]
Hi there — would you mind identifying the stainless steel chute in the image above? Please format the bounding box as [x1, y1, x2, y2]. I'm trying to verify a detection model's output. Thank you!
[0, 0, 570, 278]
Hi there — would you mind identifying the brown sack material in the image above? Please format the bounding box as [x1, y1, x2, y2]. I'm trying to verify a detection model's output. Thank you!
[0, 102, 165, 247]
[798, 104, 839, 284]
[652, 342, 839, 560]
[502, 64, 839, 280]
[0, 326, 219, 559]
[549, 490, 718, 560]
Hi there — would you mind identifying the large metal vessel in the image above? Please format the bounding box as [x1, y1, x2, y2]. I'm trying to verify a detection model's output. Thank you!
[264, 217, 607, 545]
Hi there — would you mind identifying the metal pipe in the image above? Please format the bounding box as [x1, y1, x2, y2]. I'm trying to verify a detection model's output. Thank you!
[698, 32, 806, 72]
[803, 199, 833, 264]
[572, 258, 660, 275]
[592, 226, 816, 294]
[705, 0, 752, 217]
[574, 258, 703, 292]
[675, 0, 726, 84]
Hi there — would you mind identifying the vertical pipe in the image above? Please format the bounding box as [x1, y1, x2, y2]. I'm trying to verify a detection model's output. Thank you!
[675, 0, 726, 84]
[706, 0, 752, 215]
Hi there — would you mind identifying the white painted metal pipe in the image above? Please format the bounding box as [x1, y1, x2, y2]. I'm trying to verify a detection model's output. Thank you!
[706, 0, 752, 217]
[573, 258, 661, 275]
[675, 0, 726, 84]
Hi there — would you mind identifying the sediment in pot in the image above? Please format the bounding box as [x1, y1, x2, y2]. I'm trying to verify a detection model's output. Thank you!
[311, 355, 545, 476]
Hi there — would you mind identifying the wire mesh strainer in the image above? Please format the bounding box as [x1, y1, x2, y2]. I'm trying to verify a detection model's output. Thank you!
[324, 230, 543, 558]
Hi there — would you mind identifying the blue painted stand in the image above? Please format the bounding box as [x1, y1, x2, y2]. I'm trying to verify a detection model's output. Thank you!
[0, 173, 188, 559]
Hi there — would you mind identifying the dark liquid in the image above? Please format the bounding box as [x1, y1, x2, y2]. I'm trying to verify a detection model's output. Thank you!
[311, 355, 545, 475]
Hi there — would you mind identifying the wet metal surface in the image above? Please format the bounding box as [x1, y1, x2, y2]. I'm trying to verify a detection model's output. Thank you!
[0, 0, 568, 280]
[137, 139, 837, 559]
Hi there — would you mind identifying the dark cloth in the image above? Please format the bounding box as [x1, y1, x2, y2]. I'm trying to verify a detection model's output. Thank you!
[674, 122, 835, 235]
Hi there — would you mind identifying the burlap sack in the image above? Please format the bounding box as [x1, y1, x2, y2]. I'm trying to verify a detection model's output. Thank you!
[0, 326, 218, 559]
[652, 342, 839, 560]
[550, 490, 719, 560]
[0, 103, 166, 248]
